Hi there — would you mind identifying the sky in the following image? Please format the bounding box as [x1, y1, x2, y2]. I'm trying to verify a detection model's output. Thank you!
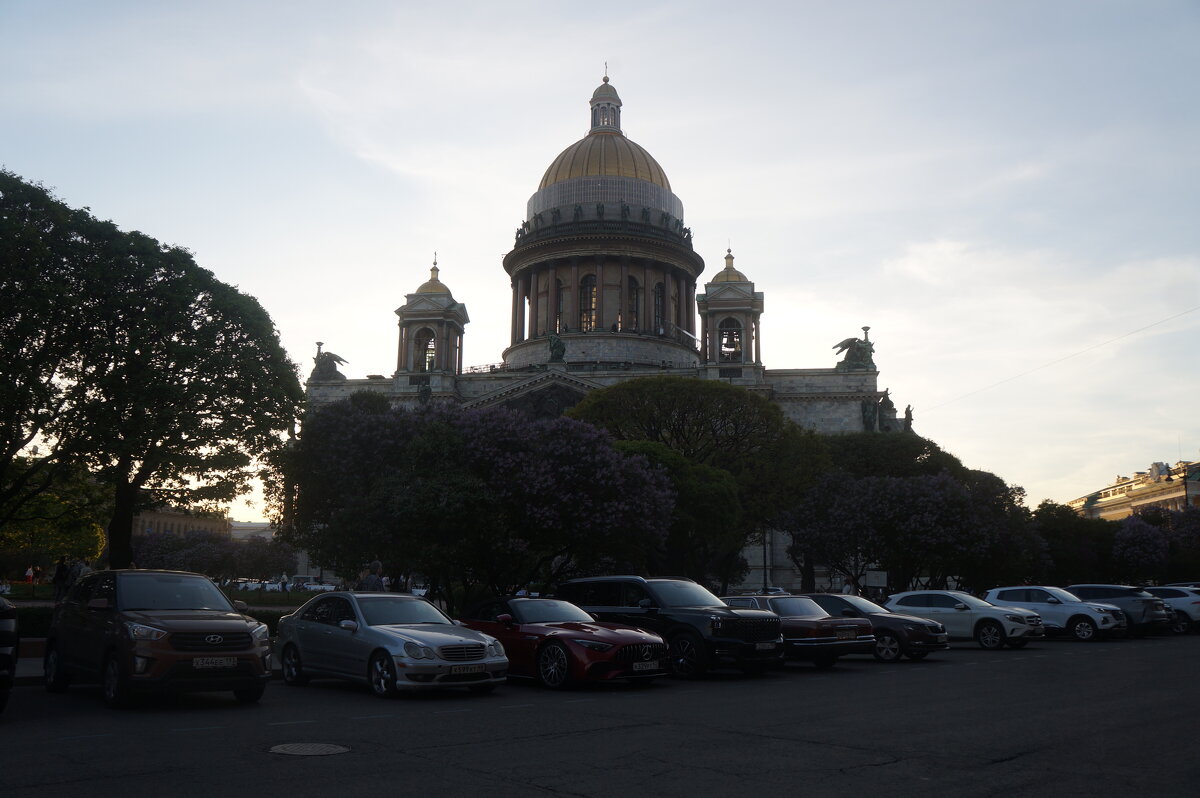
[3, 1, 1198, 522]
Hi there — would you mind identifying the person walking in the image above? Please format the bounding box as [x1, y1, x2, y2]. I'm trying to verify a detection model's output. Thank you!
[359, 561, 384, 592]
[51, 556, 69, 602]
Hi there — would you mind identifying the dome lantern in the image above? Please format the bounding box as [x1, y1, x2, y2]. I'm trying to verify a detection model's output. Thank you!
[589, 75, 622, 133]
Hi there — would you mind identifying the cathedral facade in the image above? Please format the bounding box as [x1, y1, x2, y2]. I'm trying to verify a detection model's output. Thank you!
[306, 77, 910, 589]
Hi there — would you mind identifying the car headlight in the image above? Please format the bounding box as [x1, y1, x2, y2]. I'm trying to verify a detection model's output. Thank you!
[709, 615, 726, 634]
[402, 641, 436, 659]
[251, 623, 270, 641]
[572, 639, 614, 651]
[487, 640, 505, 657]
[1004, 614, 1026, 624]
[903, 624, 920, 632]
[124, 621, 167, 640]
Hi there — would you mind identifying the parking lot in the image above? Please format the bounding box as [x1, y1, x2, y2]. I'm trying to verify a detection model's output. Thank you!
[5, 633, 1198, 797]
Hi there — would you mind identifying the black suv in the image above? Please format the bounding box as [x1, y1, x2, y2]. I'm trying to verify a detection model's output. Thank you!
[554, 576, 782, 677]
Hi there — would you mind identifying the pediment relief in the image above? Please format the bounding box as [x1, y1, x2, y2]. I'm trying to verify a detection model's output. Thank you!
[464, 370, 605, 417]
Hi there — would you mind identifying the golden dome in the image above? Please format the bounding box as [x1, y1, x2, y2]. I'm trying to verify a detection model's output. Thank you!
[416, 264, 453, 296]
[539, 133, 671, 191]
[712, 249, 748, 282]
[537, 77, 671, 192]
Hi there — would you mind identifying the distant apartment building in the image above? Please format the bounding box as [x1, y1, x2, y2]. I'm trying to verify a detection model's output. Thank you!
[1069, 459, 1200, 521]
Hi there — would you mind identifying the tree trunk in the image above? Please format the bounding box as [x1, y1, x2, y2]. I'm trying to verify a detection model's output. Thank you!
[106, 482, 137, 569]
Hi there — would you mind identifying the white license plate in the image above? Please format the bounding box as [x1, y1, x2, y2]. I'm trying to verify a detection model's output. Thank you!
[755, 641, 776, 650]
[837, 630, 855, 640]
[450, 663, 485, 675]
[193, 657, 236, 669]
[632, 660, 659, 671]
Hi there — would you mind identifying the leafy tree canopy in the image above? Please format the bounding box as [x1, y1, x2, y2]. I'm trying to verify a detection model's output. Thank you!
[1, 170, 303, 568]
[271, 398, 674, 611]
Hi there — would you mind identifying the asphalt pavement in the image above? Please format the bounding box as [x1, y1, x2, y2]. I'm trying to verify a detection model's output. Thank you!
[5, 634, 1199, 797]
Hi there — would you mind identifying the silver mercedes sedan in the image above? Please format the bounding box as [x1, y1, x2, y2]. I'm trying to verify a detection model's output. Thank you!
[276, 592, 507, 696]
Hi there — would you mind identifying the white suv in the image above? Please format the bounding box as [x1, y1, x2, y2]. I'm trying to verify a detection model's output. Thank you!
[982, 586, 1126, 641]
[885, 590, 1044, 650]
[1145, 586, 1200, 634]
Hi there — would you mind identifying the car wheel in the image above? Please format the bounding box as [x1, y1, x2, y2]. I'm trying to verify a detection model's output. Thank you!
[102, 653, 131, 709]
[975, 620, 1005, 650]
[906, 651, 929, 661]
[368, 651, 398, 698]
[873, 631, 902, 663]
[44, 644, 70, 693]
[667, 632, 708, 678]
[1006, 638, 1028, 649]
[536, 642, 572, 689]
[1068, 616, 1097, 642]
[281, 644, 309, 686]
[1171, 613, 1191, 635]
[234, 683, 265, 704]
[468, 683, 496, 695]
[813, 654, 837, 670]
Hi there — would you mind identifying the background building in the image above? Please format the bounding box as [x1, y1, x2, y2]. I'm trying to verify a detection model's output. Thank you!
[1069, 459, 1200, 521]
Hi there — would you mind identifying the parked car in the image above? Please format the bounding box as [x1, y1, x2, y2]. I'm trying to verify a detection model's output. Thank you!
[554, 576, 782, 677]
[797, 593, 950, 662]
[722, 594, 874, 668]
[885, 590, 1045, 650]
[458, 597, 668, 688]
[0, 595, 17, 715]
[1145, 586, 1200, 633]
[276, 592, 507, 696]
[981, 586, 1126, 641]
[1065, 584, 1172, 637]
[44, 569, 272, 707]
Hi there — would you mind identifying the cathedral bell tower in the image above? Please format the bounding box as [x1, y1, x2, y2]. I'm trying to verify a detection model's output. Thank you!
[394, 261, 470, 396]
[696, 249, 764, 381]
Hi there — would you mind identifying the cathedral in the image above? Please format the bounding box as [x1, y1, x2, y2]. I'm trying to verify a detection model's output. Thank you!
[305, 77, 910, 588]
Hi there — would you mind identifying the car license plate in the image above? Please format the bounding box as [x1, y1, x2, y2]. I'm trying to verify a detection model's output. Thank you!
[755, 641, 775, 650]
[633, 660, 659, 671]
[934, 634, 947, 643]
[450, 663, 485, 675]
[837, 630, 854, 640]
[193, 657, 236, 669]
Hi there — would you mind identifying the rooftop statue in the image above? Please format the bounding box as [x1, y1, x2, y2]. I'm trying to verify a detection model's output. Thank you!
[833, 326, 876, 371]
[310, 342, 348, 381]
[548, 332, 566, 363]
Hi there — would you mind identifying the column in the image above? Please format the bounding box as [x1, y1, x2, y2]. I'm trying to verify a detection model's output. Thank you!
[595, 256, 605, 330]
[529, 268, 540, 339]
[510, 281, 521, 345]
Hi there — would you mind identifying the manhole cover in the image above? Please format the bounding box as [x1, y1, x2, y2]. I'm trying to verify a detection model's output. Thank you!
[270, 743, 351, 756]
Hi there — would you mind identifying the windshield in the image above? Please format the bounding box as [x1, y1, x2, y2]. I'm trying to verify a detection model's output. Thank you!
[1044, 587, 1085, 603]
[650, 580, 724, 607]
[118, 573, 234, 612]
[359, 597, 451, 626]
[950, 592, 994, 609]
[838, 595, 890, 614]
[516, 599, 593, 624]
[768, 597, 827, 616]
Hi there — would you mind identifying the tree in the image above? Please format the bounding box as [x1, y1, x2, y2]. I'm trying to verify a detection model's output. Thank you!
[271, 398, 674, 611]
[1032, 501, 1117, 585]
[567, 377, 830, 591]
[0, 171, 303, 568]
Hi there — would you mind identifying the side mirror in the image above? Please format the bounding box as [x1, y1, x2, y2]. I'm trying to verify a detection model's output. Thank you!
[842, 608, 860, 617]
[233, 600, 248, 611]
[496, 613, 515, 626]
[86, 597, 110, 611]
[338, 619, 359, 632]
[1047, 597, 1061, 604]
[954, 603, 968, 611]
[638, 598, 655, 610]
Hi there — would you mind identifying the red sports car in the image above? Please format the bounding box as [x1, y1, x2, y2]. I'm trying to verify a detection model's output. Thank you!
[459, 597, 668, 688]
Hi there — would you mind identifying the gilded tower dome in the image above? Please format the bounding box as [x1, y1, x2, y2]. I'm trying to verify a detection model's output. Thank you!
[525, 77, 683, 221]
[415, 263, 453, 297]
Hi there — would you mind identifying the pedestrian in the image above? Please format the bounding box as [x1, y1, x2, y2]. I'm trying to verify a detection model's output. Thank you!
[841, 580, 854, 595]
[52, 556, 68, 602]
[358, 561, 384, 591]
[25, 566, 34, 584]
[281, 573, 289, 594]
